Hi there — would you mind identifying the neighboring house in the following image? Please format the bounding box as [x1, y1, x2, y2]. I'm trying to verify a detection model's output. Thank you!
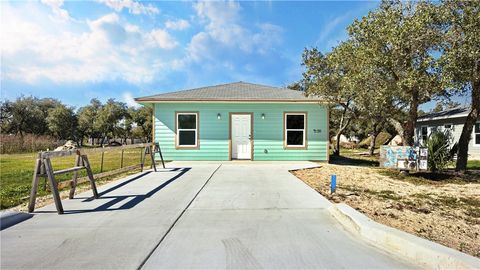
[415, 107, 480, 160]
[135, 82, 329, 161]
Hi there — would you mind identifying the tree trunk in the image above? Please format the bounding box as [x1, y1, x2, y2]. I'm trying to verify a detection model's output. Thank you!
[456, 79, 480, 172]
[18, 130, 25, 146]
[404, 89, 419, 146]
[369, 131, 379, 156]
[333, 105, 351, 156]
[334, 132, 341, 156]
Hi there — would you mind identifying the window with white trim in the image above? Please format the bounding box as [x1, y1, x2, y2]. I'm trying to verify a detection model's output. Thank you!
[475, 122, 480, 145]
[421, 126, 428, 142]
[176, 113, 198, 147]
[285, 113, 306, 147]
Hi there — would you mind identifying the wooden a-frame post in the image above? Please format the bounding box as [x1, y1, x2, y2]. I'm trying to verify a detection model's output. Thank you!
[28, 150, 99, 214]
[154, 143, 165, 169]
[140, 143, 165, 172]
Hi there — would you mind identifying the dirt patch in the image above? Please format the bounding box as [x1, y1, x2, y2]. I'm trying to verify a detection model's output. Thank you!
[292, 164, 480, 257]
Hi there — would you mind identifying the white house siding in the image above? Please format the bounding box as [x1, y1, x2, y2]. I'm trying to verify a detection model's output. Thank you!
[415, 117, 480, 160]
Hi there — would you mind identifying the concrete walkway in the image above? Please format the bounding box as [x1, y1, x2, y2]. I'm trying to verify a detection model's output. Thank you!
[1, 162, 416, 269]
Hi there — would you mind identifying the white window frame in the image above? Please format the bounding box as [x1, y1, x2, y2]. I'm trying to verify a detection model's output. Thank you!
[176, 112, 198, 148]
[474, 121, 480, 146]
[284, 112, 307, 148]
[420, 125, 428, 142]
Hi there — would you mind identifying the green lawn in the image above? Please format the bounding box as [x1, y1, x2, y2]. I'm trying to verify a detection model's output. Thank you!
[467, 160, 480, 170]
[0, 148, 152, 209]
[330, 148, 380, 167]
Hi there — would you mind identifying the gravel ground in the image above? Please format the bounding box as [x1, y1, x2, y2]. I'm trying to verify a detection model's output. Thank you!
[292, 164, 480, 258]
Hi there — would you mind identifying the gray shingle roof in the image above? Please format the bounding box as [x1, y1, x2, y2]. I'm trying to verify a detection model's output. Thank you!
[135, 82, 323, 102]
[417, 106, 470, 122]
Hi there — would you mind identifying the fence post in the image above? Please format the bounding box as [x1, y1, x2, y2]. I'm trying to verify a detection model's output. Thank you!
[100, 151, 104, 173]
[120, 149, 124, 168]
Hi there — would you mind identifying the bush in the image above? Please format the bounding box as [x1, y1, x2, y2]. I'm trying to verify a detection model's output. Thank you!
[423, 131, 457, 172]
[0, 134, 63, 154]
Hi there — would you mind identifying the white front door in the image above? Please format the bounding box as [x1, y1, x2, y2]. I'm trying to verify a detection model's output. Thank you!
[231, 114, 252, 160]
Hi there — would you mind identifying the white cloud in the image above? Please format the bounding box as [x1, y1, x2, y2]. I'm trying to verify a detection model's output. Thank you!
[1, 3, 177, 84]
[165, 19, 190, 30]
[194, 1, 240, 25]
[315, 12, 352, 46]
[40, 0, 71, 21]
[122, 92, 138, 107]
[97, 0, 159, 15]
[146, 29, 178, 49]
[185, 32, 211, 63]
[1, 1, 288, 90]
[184, 1, 283, 63]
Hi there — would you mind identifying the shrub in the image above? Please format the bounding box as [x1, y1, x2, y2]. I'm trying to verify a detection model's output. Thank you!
[423, 131, 457, 172]
[0, 134, 63, 154]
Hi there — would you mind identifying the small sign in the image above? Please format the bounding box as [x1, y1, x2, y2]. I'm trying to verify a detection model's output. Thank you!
[419, 160, 428, 170]
[380, 146, 428, 171]
[420, 148, 428, 157]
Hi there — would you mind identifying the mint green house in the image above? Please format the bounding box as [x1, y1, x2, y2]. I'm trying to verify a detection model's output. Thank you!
[135, 82, 329, 161]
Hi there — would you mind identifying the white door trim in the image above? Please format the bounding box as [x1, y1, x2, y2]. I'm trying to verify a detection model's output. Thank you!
[229, 113, 253, 160]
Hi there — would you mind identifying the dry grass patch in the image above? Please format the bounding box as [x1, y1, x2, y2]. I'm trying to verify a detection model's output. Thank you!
[292, 164, 480, 257]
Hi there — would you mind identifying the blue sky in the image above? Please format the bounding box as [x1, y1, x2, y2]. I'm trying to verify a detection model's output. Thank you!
[0, 0, 469, 110]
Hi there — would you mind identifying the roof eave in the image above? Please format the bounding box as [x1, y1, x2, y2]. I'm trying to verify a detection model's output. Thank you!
[134, 98, 328, 103]
[417, 114, 469, 122]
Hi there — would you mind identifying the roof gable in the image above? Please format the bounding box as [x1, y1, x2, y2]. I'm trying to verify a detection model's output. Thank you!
[135, 82, 323, 102]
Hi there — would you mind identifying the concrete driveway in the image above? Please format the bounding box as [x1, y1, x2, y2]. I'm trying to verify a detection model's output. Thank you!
[1, 162, 415, 269]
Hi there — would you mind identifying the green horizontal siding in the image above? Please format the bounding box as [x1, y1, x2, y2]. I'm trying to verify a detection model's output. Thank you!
[154, 103, 328, 161]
